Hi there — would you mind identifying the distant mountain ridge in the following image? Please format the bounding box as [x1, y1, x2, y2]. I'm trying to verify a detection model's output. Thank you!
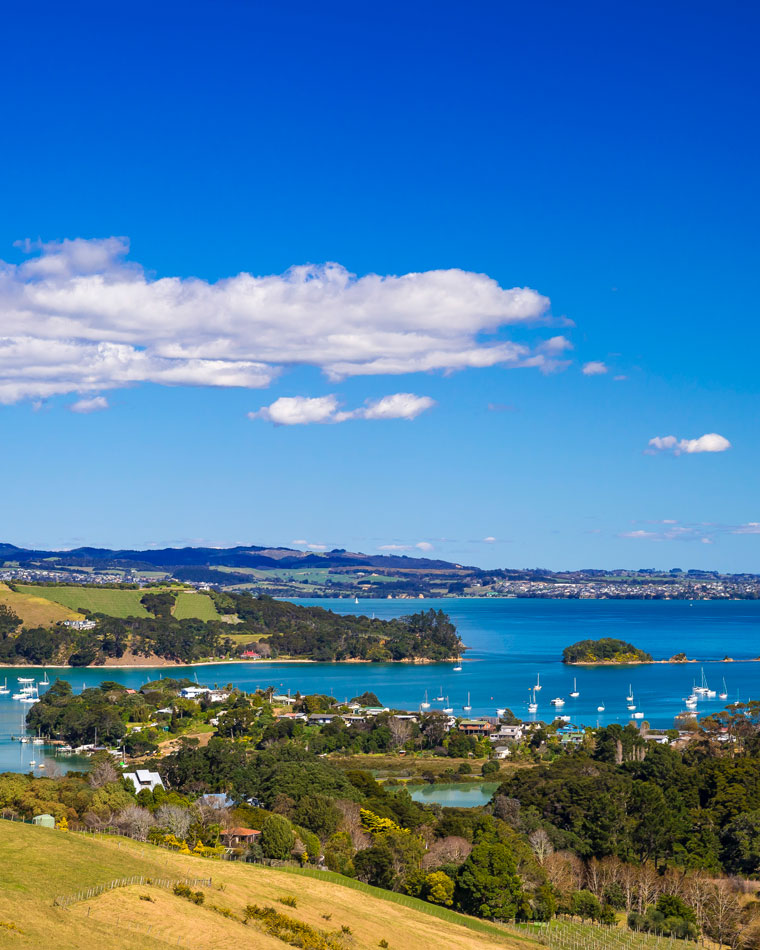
[0, 542, 471, 573]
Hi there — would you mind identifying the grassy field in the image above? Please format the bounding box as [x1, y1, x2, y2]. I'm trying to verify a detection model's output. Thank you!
[18, 585, 152, 618]
[172, 592, 220, 621]
[0, 582, 83, 626]
[17, 586, 222, 622]
[0, 821, 537, 950]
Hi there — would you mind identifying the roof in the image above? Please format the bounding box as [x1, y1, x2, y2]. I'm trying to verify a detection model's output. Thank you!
[221, 827, 260, 836]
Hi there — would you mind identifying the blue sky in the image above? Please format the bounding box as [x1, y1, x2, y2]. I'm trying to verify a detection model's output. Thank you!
[0, 0, 758, 570]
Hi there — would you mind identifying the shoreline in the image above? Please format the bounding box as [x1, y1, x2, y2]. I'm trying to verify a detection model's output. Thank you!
[0, 655, 463, 670]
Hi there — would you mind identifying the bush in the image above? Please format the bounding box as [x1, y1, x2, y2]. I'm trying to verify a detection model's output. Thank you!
[278, 896, 297, 908]
[482, 761, 499, 776]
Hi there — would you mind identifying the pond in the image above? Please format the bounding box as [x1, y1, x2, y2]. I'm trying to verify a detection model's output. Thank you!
[404, 782, 499, 807]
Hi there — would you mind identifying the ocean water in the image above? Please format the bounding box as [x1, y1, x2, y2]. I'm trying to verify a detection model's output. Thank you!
[2, 598, 759, 774]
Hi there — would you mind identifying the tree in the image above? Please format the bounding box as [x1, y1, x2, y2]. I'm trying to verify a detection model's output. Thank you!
[354, 842, 396, 889]
[260, 814, 295, 859]
[528, 828, 554, 865]
[455, 838, 523, 920]
[570, 890, 602, 922]
[721, 809, 760, 874]
[424, 871, 454, 906]
[0, 604, 21, 639]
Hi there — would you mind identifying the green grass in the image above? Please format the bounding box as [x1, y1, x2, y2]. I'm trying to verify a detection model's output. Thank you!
[17, 585, 151, 618]
[17, 585, 222, 622]
[172, 592, 220, 621]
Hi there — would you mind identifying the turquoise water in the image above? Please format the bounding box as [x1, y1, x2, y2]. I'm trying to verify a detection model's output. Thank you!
[2, 598, 759, 773]
[406, 783, 499, 807]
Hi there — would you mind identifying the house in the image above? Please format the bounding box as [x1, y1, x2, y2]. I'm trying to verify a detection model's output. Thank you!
[124, 769, 165, 794]
[459, 719, 494, 736]
[308, 713, 342, 726]
[272, 694, 296, 705]
[179, 686, 209, 700]
[240, 650, 260, 659]
[198, 793, 235, 809]
[207, 690, 230, 703]
[63, 619, 96, 631]
[489, 724, 524, 742]
[32, 813, 55, 828]
[492, 746, 512, 759]
[221, 827, 261, 847]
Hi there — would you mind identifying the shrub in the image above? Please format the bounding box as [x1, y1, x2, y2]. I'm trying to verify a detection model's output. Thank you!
[278, 896, 298, 908]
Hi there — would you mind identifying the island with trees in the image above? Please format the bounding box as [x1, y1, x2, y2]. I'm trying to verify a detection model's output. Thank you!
[562, 638, 653, 665]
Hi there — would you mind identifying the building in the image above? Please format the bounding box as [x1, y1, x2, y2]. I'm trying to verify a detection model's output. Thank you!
[63, 619, 97, 630]
[124, 769, 165, 794]
[459, 719, 494, 736]
[221, 827, 261, 847]
[489, 724, 524, 742]
[179, 686, 209, 700]
[32, 813, 56, 828]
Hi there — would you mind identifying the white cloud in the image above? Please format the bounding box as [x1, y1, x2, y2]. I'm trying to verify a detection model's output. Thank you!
[620, 529, 659, 539]
[291, 539, 308, 545]
[582, 361, 608, 376]
[68, 394, 109, 413]
[0, 237, 556, 403]
[482, 536, 497, 543]
[307, 544, 327, 551]
[249, 392, 435, 425]
[249, 395, 339, 425]
[415, 541, 434, 552]
[647, 433, 731, 455]
[378, 544, 412, 551]
[733, 523, 760, 535]
[700, 537, 713, 544]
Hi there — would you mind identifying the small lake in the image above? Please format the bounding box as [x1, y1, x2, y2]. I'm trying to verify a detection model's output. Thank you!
[405, 782, 499, 807]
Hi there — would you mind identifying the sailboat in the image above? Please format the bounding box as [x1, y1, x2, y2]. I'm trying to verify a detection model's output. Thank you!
[354, 597, 359, 604]
[420, 690, 430, 709]
[40, 672, 50, 686]
[453, 656, 462, 671]
[528, 688, 538, 714]
[443, 697, 453, 713]
[534, 673, 542, 691]
[435, 687, 444, 702]
[597, 701, 605, 712]
[463, 692, 472, 712]
[694, 667, 716, 698]
[626, 684, 634, 702]
[0, 678, 8, 695]
[570, 678, 579, 698]
[719, 678, 728, 701]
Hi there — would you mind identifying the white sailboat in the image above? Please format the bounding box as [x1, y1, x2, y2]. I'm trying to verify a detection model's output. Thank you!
[528, 688, 538, 714]
[443, 697, 453, 713]
[626, 684, 634, 702]
[694, 667, 716, 698]
[420, 690, 430, 709]
[534, 673, 542, 692]
[41, 672, 50, 686]
[570, 678, 579, 698]
[633, 711, 644, 719]
[0, 678, 8, 695]
[354, 597, 359, 604]
[719, 678, 728, 701]
[685, 694, 698, 708]
[627, 693, 636, 710]
[435, 687, 444, 702]
[597, 701, 605, 712]
[463, 692, 472, 712]
[453, 656, 462, 671]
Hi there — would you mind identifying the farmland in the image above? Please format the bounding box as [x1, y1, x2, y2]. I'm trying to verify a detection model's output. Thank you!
[0, 582, 83, 626]
[0, 820, 532, 950]
[15, 586, 221, 622]
[172, 591, 220, 621]
[17, 585, 151, 618]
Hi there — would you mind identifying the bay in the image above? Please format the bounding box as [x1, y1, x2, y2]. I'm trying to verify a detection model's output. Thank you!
[2, 597, 760, 775]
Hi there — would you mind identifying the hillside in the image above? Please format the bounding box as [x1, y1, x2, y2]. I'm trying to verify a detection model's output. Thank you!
[0, 821, 533, 950]
[0, 582, 83, 626]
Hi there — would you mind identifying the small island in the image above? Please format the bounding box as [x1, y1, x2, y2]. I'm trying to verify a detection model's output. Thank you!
[562, 637, 653, 665]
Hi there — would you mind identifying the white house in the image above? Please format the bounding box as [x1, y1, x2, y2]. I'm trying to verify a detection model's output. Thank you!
[179, 686, 209, 700]
[124, 769, 165, 794]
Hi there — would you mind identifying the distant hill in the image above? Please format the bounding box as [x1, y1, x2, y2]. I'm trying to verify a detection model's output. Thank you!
[0, 541, 471, 573]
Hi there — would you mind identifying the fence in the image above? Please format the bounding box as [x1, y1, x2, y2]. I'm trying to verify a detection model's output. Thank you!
[54, 875, 213, 908]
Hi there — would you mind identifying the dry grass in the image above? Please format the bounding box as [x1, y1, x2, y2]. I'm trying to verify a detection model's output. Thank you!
[0, 821, 537, 950]
[0, 582, 83, 626]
